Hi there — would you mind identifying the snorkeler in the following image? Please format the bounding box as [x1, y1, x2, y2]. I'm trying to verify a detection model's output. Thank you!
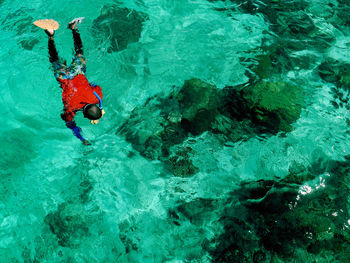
[36, 18, 105, 145]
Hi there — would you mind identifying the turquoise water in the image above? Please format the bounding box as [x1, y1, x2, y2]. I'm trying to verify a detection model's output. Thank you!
[1, 0, 350, 262]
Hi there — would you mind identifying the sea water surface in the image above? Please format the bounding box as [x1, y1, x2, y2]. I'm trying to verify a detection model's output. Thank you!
[1, 0, 350, 262]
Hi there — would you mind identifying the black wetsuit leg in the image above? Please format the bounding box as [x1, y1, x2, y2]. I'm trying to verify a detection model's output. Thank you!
[72, 29, 83, 56]
[48, 38, 59, 63]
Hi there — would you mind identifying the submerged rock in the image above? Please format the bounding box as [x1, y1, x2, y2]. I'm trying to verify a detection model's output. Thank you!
[318, 59, 350, 88]
[118, 219, 139, 254]
[118, 95, 183, 160]
[1, 129, 37, 173]
[118, 78, 223, 158]
[317, 59, 350, 110]
[177, 79, 221, 122]
[1, 8, 39, 50]
[251, 53, 274, 80]
[92, 4, 148, 53]
[44, 202, 90, 248]
[210, 0, 335, 81]
[175, 198, 218, 226]
[225, 81, 304, 133]
[118, 78, 303, 176]
[168, 146, 199, 178]
[118, 79, 225, 176]
[275, 10, 316, 36]
[211, 114, 254, 142]
[176, 79, 223, 136]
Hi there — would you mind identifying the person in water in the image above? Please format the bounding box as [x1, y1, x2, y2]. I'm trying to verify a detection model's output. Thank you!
[44, 18, 105, 145]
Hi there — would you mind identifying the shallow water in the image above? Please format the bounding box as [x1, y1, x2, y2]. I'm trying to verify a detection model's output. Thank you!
[1, 0, 350, 262]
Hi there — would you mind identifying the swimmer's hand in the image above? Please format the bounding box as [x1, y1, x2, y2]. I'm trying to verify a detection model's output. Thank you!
[83, 140, 91, 145]
[90, 109, 105, 125]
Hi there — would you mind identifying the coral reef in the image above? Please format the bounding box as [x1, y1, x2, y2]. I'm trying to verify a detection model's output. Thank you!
[207, 157, 350, 262]
[118, 78, 304, 177]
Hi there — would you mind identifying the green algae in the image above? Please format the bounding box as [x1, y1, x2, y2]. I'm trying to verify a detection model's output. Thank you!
[245, 81, 305, 132]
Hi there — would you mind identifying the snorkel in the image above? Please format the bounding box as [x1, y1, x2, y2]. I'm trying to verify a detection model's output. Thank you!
[93, 90, 103, 109]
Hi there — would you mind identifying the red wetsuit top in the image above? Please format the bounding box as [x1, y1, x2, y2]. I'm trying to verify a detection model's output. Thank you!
[59, 74, 103, 122]
[58, 74, 103, 142]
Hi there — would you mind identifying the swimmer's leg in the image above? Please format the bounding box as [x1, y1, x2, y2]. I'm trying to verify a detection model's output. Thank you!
[68, 18, 87, 75]
[72, 29, 83, 56]
[46, 30, 59, 63]
[45, 30, 68, 80]
[68, 18, 85, 56]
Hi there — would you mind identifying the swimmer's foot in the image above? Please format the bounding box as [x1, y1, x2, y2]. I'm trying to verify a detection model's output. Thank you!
[68, 17, 85, 30]
[45, 29, 55, 39]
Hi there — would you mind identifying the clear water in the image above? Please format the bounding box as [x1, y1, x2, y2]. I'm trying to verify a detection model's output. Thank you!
[1, 0, 350, 262]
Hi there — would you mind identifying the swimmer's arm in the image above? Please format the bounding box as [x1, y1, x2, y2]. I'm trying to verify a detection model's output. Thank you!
[61, 111, 90, 145]
[66, 121, 86, 143]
